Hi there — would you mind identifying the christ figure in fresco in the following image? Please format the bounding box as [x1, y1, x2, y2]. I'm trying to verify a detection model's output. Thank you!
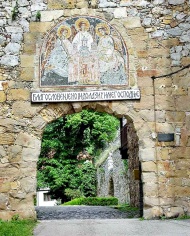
[72, 18, 94, 53]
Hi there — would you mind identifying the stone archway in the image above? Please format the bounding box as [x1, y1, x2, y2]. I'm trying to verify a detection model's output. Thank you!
[29, 101, 154, 219]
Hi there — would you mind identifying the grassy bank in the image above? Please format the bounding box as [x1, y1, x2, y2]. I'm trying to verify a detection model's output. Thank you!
[0, 219, 37, 236]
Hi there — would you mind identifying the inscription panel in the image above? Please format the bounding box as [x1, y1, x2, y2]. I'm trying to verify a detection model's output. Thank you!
[31, 90, 140, 102]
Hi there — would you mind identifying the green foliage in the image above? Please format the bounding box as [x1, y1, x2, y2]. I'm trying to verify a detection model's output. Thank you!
[175, 214, 190, 220]
[123, 159, 128, 172]
[11, 1, 19, 21]
[65, 188, 83, 199]
[113, 204, 139, 218]
[63, 197, 118, 206]
[0, 219, 37, 236]
[37, 110, 119, 201]
[35, 11, 41, 21]
[11, 214, 20, 221]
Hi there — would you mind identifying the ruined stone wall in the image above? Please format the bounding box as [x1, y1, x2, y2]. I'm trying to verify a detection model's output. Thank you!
[97, 136, 130, 204]
[127, 122, 140, 208]
[0, 0, 190, 219]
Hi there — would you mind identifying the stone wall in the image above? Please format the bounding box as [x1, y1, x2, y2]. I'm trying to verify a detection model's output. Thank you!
[97, 135, 130, 204]
[0, 0, 190, 219]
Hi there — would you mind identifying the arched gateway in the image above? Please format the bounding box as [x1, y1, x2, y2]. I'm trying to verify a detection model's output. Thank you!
[0, 5, 190, 220]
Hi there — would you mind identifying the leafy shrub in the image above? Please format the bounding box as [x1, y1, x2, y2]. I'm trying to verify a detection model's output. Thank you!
[63, 197, 118, 206]
[65, 188, 84, 199]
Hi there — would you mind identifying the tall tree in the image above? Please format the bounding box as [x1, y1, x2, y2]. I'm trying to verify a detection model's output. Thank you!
[37, 110, 119, 201]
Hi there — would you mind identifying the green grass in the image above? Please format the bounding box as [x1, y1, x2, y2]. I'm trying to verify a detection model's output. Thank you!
[112, 204, 140, 218]
[62, 197, 118, 206]
[0, 219, 37, 236]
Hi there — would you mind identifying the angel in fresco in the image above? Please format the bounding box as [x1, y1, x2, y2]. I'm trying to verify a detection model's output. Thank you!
[41, 25, 72, 86]
[41, 31, 57, 77]
[72, 18, 94, 52]
[95, 23, 127, 85]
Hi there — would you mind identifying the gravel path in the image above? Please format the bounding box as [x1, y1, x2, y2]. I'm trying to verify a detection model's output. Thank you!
[35, 206, 139, 220]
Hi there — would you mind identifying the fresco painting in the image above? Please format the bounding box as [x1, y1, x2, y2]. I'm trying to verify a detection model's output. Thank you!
[40, 16, 128, 87]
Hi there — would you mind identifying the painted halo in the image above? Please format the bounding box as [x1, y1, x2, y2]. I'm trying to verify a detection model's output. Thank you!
[75, 18, 90, 31]
[95, 23, 110, 37]
[57, 25, 72, 39]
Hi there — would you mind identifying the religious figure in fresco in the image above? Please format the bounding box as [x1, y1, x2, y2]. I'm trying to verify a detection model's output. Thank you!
[95, 23, 126, 85]
[69, 18, 99, 85]
[41, 25, 72, 86]
[72, 18, 93, 52]
[40, 16, 128, 87]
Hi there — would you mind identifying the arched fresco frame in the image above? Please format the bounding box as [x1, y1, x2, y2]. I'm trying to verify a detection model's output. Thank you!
[39, 16, 129, 88]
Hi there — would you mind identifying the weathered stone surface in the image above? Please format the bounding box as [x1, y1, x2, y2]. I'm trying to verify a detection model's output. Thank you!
[99, 0, 116, 8]
[20, 67, 34, 81]
[8, 145, 22, 163]
[40, 10, 64, 21]
[20, 177, 36, 194]
[29, 22, 52, 32]
[31, 3, 47, 12]
[0, 134, 15, 145]
[20, 55, 34, 67]
[40, 103, 73, 122]
[0, 193, 8, 210]
[4, 43, 21, 55]
[0, 35, 6, 46]
[165, 207, 184, 218]
[0, 91, 6, 102]
[0, 55, 19, 67]
[5, 26, 23, 33]
[18, 0, 30, 7]
[142, 161, 157, 172]
[114, 8, 127, 18]
[48, 0, 75, 9]
[15, 132, 41, 149]
[12, 101, 42, 118]
[11, 33, 23, 43]
[0, 146, 6, 157]
[134, 95, 154, 110]
[23, 43, 36, 54]
[123, 17, 141, 28]
[22, 147, 40, 161]
[142, 173, 157, 183]
[168, 0, 185, 5]
[0, 181, 11, 193]
[7, 89, 30, 101]
[155, 95, 175, 111]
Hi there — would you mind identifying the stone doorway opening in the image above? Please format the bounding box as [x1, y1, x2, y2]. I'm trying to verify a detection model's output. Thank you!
[36, 105, 143, 218]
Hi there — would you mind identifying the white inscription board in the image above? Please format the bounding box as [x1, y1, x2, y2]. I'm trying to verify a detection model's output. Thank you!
[31, 90, 140, 103]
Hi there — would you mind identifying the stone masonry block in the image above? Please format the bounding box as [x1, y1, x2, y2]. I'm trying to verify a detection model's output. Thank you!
[123, 17, 141, 28]
[22, 147, 40, 161]
[23, 43, 36, 55]
[29, 22, 52, 33]
[142, 172, 157, 183]
[0, 91, 6, 102]
[48, 0, 75, 9]
[12, 101, 42, 118]
[142, 161, 157, 172]
[20, 55, 34, 68]
[155, 95, 176, 111]
[40, 10, 64, 21]
[20, 67, 34, 81]
[0, 134, 15, 145]
[139, 148, 155, 162]
[7, 89, 30, 101]
[15, 132, 41, 149]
